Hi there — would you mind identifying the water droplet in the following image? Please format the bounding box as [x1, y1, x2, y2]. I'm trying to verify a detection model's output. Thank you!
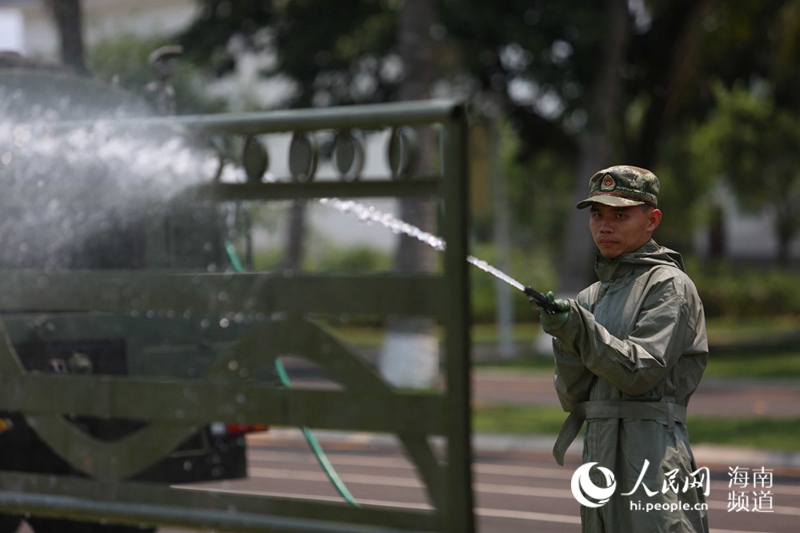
[220, 317, 230, 328]
[319, 197, 527, 291]
[228, 360, 239, 371]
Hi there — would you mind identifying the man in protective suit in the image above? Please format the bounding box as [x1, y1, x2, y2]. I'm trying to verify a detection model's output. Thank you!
[539, 165, 709, 532]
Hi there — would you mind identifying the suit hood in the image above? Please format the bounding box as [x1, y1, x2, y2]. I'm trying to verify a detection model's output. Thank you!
[595, 240, 685, 282]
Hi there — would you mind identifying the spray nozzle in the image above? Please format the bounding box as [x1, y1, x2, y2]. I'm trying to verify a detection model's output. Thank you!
[524, 286, 557, 314]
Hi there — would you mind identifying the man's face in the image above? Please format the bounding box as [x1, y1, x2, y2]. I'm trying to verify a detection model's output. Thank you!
[589, 203, 661, 259]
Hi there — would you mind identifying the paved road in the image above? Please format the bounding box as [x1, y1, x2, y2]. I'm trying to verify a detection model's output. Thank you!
[156, 369, 800, 533]
[151, 432, 800, 533]
[13, 367, 800, 533]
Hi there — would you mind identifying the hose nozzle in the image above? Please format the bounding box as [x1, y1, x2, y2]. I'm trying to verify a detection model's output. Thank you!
[524, 286, 557, 314]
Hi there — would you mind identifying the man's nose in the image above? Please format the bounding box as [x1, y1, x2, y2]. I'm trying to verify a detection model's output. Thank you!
[598, 218, 613, 232]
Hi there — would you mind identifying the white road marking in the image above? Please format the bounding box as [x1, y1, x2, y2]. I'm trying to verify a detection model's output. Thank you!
[249, 450, 800, 497]
[175, 485, 796, 530]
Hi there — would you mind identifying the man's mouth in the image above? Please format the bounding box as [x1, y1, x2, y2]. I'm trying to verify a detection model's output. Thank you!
[598, 240, 618, 247]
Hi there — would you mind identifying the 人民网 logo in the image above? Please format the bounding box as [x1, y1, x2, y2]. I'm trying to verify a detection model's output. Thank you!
[571, 462, 617, 508]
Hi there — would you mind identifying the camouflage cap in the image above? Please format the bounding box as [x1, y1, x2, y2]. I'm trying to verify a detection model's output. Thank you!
[576, 165, 660, 209]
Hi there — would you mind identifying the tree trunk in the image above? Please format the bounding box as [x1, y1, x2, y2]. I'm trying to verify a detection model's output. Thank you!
[557, 0, 630, 295]
[44, 0, 89, 76]
[775, 204, 797, 268]
[488, 117, 515, 359]
[379, 0, 440, 389]
[283, 200, 307, 272]
[629, 0, 711, 168]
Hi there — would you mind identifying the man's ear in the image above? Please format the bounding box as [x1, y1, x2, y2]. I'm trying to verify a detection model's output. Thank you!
[648, 208, 662, 231]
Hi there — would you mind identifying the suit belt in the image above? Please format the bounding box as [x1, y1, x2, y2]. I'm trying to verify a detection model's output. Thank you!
[553, 399, 687, 466]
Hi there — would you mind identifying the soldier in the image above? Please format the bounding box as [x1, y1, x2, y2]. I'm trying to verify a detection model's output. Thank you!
[539, 166, 709, 532]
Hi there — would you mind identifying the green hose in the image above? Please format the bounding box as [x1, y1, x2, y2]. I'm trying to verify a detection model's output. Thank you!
[223, 240, 245, 273]
[273, 359, 361, 507]
[224, 239, 360, 507]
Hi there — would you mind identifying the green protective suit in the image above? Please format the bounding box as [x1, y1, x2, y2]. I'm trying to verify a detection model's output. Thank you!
[549, 240, 709, 533]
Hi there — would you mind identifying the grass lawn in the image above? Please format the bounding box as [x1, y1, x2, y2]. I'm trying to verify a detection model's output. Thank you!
[472, 404, 800, 452]
[324, 316, 800, 378]
[472, 316, 800, 378]
[322, 320, 800, 450]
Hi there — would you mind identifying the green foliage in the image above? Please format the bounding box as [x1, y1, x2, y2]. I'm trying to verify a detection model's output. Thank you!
[469, 242, 556, 323]
[178, 0, 399, 107]
[306, 245, 392, 273]
[172, 1, 800, 280]
[706, 350, 800, 379]
[254, 242, 392, 274]
[652, 134, 716, 252]
[687, 416, 800, 452]
[693, 267, 800, 319]
[506, 150, 574, 252]
[472, 403, 568, 435]
[470, 119, 574, 253]
[88, 33, 226, 114]
[252, 248, 283, 271]
[690, 82, 800, 265]
[472, 400, 800, 452]
[176, 0, 274, 74]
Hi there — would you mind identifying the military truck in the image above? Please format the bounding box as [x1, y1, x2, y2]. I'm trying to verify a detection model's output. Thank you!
[0, 62, 262, 533]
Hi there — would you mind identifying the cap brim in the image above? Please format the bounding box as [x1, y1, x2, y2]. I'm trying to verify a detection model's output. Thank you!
[576, 194, 647, 209]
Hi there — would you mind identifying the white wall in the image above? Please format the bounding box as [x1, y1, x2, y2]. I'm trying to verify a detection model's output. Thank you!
[11, 0, 198, 58]
[0, 8, 24, 52]
[694, 182, 800, 266]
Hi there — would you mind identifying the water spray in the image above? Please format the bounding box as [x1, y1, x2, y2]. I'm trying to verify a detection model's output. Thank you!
[318, 198, 558, 313]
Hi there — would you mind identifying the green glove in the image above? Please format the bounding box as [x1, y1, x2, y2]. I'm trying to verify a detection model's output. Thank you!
[540, 291, 570, 333]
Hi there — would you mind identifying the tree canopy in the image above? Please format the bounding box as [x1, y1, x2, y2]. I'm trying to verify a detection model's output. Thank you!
[172, 0, 800, 277]
[692, 82, 800, 266]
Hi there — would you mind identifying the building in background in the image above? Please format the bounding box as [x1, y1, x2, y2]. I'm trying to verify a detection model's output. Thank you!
[0, 0, 197, 58]
[694, 183, 800, 269]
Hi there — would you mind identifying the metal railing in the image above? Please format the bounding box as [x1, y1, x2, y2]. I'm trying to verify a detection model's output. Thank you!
[0, 99, 473, 532]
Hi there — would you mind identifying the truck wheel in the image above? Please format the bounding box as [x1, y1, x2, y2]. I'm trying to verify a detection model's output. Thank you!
[0, 515, 20, 533]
